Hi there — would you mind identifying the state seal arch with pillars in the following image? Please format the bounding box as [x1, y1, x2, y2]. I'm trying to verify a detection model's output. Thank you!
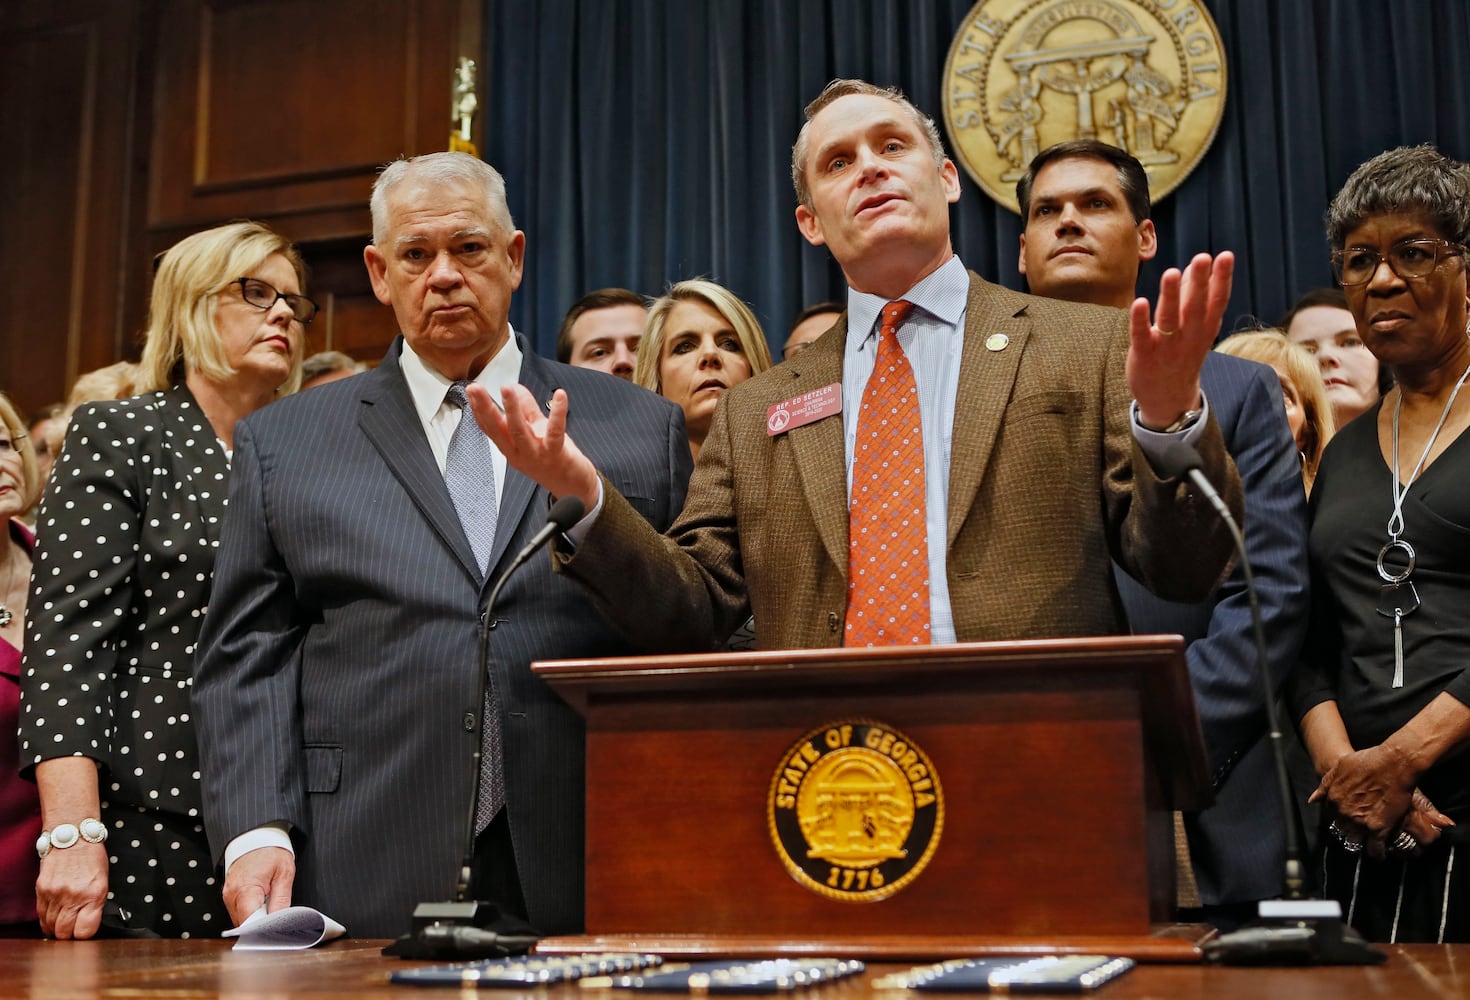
[942, 0, 1228, 214]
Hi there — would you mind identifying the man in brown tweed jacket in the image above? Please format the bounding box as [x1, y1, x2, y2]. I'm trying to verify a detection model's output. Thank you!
[474, 79, 1241, 652]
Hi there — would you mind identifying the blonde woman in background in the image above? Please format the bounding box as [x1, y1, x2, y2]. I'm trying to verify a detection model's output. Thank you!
[20, 363, 143, 524]
[635, 279, 773, 461]
[66, 361, 141, 411]
[19, 221, 311, 939]
[1218, 329, 1336, 493]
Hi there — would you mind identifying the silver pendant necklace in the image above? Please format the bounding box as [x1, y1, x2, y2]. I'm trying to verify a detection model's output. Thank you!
[1377, 360, 1470, 688]
[0, 541, 17, 628]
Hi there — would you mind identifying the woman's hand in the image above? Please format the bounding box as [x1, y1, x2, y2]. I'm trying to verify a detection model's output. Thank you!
[1311, 743, 1417, 845]
[36, 841, 109, 939]
[1395, 789, 1456, 854]
[34, 756, 109, 939]
[1321, 692, 1470, 854]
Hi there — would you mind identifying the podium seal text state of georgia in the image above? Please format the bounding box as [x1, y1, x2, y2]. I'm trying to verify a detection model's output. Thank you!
[767, 720, 944, 902]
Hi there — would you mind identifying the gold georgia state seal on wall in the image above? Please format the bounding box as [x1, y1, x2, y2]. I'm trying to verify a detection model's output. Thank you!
[942, 0, 1228, 214]
[768, 721, 943, 902]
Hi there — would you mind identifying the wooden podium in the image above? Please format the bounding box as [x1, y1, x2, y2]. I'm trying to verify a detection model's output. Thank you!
[533, 635, 1213, 961]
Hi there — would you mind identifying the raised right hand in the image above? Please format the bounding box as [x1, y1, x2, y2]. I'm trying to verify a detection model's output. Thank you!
[468, 384, 600, 513]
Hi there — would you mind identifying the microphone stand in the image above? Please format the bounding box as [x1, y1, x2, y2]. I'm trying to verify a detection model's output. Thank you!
[385, 496, 587, 960]
[1159, 442, 1382, 965]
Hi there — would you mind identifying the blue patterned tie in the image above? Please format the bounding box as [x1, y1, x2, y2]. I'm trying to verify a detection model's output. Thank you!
[445, 381, 498, 575]
[444, 380, 504, 829]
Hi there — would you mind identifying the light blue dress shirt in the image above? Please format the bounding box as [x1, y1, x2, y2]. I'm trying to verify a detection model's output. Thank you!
[842, 256, 970, 644]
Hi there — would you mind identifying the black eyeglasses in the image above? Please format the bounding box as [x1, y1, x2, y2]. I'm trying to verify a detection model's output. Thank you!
[0, 432, 25, 456]
[1330, 239, 1467, 286]
[231, 277, 319, 325]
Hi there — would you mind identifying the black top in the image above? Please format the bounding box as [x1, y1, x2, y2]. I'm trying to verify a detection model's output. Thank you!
[1293, 400, 1470, 816]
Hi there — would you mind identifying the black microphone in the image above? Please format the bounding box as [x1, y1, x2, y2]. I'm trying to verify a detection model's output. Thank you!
[1160, 443, 1382, 965]
[462, 493, 585, 896]
[384, 495, 586, 960]
[486, 495, 587, 617]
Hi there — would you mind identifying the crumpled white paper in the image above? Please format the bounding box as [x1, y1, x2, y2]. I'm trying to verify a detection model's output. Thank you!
[222, 904, 346, 950]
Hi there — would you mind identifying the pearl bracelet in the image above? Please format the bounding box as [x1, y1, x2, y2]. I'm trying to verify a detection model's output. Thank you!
[36, 818, 108, 858]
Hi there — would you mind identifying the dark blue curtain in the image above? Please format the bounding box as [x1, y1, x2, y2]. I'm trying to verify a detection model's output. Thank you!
[486, 0, 1470, 359]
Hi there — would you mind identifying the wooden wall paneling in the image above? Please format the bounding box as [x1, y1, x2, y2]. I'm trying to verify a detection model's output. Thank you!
[0, 2, 144, 418]
[144, 0, 474, 366]
[293, 236, 399, 364]
[146, 0, 459, 240]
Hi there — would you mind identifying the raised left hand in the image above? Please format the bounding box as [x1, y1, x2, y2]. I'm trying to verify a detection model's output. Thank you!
[1127, 251, 1235, 429]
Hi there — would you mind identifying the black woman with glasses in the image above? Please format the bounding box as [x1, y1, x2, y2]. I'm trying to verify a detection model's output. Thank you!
[18, 221, 312, 939]
[1291, 145, 1470, 942]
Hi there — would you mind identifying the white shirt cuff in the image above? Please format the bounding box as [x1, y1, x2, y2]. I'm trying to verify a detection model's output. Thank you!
[562, 480, 605, 547]
[224, 823, 294, 872]
[1130, 395, 1211, 469]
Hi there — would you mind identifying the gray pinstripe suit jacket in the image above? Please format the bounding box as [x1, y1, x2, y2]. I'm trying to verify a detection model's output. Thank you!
[562, 273, 1241, 652]
[193, 337, 691, 938]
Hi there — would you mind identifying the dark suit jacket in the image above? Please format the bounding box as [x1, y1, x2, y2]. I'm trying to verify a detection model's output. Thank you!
[1115, 352, 1309, 905]
[563, 273, 1241, 650]
[193, 339, 691, 938]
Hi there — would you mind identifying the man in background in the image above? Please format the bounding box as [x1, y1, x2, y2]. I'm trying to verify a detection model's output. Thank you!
[781, 300, 843, 360]
[1017, 138, 1309, 924]
[299, 350, 366, 389]
[556, 287, 647, 379]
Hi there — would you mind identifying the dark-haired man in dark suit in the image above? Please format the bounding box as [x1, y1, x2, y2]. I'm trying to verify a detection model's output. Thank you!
[193, 152, 691, 938]
[1017, 139, 1309, 924]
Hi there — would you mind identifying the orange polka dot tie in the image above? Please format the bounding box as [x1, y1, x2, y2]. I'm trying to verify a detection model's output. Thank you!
[845, 299, 930, 646]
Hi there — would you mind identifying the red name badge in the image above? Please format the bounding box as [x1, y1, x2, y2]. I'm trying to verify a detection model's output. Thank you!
[767, 383, 842, 436]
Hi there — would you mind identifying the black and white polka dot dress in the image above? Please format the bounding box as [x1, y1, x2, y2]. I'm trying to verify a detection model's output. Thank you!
[19, 386, 232, 937]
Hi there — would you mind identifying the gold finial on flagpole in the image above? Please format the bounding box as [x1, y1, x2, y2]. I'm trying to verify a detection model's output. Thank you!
[450, 56, 479, 156]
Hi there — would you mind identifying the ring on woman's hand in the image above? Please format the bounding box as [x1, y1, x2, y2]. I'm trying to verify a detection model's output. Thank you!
[1389, 830, 1419, 855]
[1330, 820, 1363, 853]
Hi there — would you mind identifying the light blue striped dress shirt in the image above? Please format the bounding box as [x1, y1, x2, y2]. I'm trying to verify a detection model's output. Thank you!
[843, 256, 970, 644]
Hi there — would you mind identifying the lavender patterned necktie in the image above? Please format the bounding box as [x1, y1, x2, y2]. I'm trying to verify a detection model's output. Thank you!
[444, 381, 504, 829]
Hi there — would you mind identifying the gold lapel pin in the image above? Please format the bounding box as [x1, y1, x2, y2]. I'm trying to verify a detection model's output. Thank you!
[985, 333, 1010, 352]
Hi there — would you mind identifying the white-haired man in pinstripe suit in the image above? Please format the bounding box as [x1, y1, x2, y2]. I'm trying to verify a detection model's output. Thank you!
[194, 153, 692, 938]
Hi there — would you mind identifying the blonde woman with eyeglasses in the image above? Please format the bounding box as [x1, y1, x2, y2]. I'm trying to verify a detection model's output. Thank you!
[18, 221, 311, 939]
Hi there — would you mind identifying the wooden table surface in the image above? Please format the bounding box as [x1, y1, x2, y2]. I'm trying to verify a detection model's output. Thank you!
[1, 938, 1467, 998]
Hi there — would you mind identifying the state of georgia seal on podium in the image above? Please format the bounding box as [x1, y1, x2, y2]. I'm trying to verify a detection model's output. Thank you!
[767, 721, 944, 902]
